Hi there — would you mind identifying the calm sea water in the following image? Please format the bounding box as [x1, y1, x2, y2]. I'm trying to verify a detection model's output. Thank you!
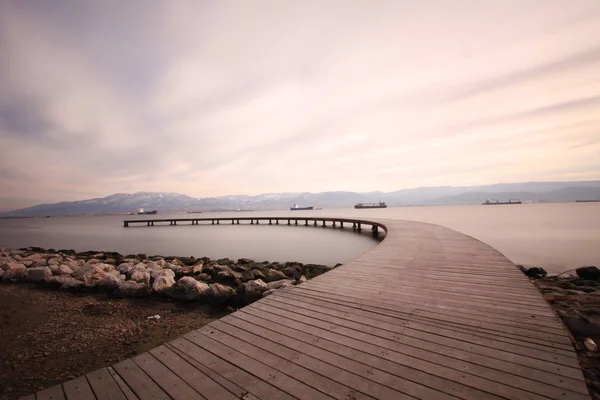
[0, 203, 598, 274]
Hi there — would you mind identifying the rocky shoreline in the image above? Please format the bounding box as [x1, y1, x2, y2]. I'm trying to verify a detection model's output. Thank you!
[520, 265, 600, 399]
[0, 247, 337, 308]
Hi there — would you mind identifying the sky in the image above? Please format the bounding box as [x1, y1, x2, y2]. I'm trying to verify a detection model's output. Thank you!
[1, 1, 600, 211]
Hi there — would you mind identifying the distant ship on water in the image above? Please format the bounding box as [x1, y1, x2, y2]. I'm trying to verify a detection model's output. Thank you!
[137, 208, 158, 215]
[355, 202, 387, 209]
[290, 204, 314, 211]
[482, 199, 522, 205]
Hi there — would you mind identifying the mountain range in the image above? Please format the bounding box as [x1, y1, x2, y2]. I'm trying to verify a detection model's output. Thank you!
[3, 181, 600, 217]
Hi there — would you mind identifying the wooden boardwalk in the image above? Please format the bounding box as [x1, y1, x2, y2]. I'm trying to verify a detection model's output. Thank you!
[26, 218, 590, 400]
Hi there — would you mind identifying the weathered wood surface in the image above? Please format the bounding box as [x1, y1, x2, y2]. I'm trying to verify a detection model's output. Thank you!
[31, 218, 590, 399]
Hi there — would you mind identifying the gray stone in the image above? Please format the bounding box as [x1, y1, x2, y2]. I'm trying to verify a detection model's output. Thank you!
[244, 279, 268, 303]
[48, 257, 62, 266]
[264, 268, 286, 282]
[240, 270, 255, 282]
[205, 283, 235, 305]
[117, 262, 134, 275]
[170, 277, 209, 301]
[152, 275, 176, 294]
[115, 281, 151, 297]
[98, 274, 121, 291]
[25, 266, 52, 282]
[251, 269, 266, 280]
[1, 262, 27, 281]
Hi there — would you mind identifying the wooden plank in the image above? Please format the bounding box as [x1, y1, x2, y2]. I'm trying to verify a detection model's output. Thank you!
[221, 313, 466, 400]
[148, 345, 238, 400]
[131, 352, 204, 400]
[168, 337, 295, 400]
[86, 369, 127, 400]
[185, 330, 334, 400]
[112, 359, 170, 400]
[107, 368, 139, 400]
[207, 320, 409, 399]
[63, 376, 96, 400]
[37, 385, 65, 400]
[249, 302, 589, 400]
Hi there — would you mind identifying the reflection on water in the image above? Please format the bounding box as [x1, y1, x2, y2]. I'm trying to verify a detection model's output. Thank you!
[1, 202, 599, 273]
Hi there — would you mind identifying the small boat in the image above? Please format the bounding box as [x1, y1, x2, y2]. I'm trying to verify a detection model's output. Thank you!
[43, 215, 51, 218]
[290, 204, 314, 211]
[137, 208, 158, 215]
[187, 211, 203, 214]
[482, 199, 522, 205]
[355, 202, 387, 209]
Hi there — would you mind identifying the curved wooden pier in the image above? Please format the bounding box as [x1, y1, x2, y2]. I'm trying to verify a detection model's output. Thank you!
[27, 217, 590, 400]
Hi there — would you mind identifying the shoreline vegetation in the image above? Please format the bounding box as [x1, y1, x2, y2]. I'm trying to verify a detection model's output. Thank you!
[0, 247, 336, 400]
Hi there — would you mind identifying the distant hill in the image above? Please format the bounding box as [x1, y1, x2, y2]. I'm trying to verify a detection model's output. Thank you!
[2, 181, 600, 217]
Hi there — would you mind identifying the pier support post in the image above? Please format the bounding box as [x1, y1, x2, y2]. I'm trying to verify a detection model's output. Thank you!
[353, 222, 356, 230]
[151, 221, 154, 226]
[212, 220, 214, 225]
[287, 220, 290, 225]
[372, 225, 379, 235]
[251, 220, 254, 225]
[174, 221, 177, 225]
[322, 220, 326, 227]
[217, 220, 219, 225]
[313, 220, 317, 226]
[305, 220, 308, 226]
[237, 219, 239, 224]
[333, 221, 336, 227]
[340, 222, 343, 228]
[357, 223, 362, 231]
[147, 221, 150, 226]
[269, 219, 272, 225]
[257, 219, 259, 224]
[232, 220, 234, 224]
[295, 220, 298, 225]
[276, 220, 279, 225]
[124, 222, 128, 227]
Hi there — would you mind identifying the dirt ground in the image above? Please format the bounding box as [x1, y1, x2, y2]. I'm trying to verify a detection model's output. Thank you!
[0, 283, 230, 400]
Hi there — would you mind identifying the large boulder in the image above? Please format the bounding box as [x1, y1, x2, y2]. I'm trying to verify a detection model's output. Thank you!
[264, 269, 286, 282]
[115, 281, 151, 297]
[576, 266, 600, 281]
[98, 274, 121, 291]
[56, 264, 74, 276]
[152, 275, 176, 294]
[130, 271, 151, 286]
[266, 279, 294, 291]
[251, 269, 266, 280]
[25, 266, 52, 282]
[72, 264, 105, 281]
[1, 262, 27, 281]
[205, 283, 235, 305]
[170, 277, 209, 301]
[151, 268, 175, 280]
[244, 279, 268, 303]
[518, 266, 547, 279]
[240, 270, 255, 282]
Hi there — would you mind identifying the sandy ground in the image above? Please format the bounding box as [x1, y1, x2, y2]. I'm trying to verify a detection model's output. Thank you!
[0, 283, 229, 400]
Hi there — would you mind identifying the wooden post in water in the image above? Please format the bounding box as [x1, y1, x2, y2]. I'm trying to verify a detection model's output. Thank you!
[295, 220, 298, 225]
[212, 220, 214, 225]
[322, 220, 326, 227]
[276, 219, 279, 225]
[357, 223, 362, 232]
[151, 221, 154, 226]
[147, 221, 150, 226]
[332, 221, 336, 227]
[269, 219, 272, 225]
[217, 220, 219, 225]
[340, 221, 344, 228]
[231, 219, 234, 224]
[237, 219, 239, 224]
[313, 220, 317, 226]
[305, 220, 308, 226]
[251, 219, 254, 224]
[287, 220, 290, 225]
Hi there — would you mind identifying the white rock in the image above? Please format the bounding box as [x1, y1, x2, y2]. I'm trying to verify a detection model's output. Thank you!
[205, 283, 235, 305]
[25, 267, 52, 282]
[151, 269, 175, 279]
[170, 277, 209, 301]
[1, 262, 27, 281]
[245, 279, 268, 302]
[585, 338, 598, 352]
[152, 275, 176, 294]
[56, 265, 74, 276]
[298, 275, 308, 283]
[130, 271, 151, 285]
[156, 259, 167, 268]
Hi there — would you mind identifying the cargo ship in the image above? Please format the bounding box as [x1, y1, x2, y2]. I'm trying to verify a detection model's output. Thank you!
[137, 208, 158, 215]
[482, 199, 522, 205]
[355, 202, 387, 209]
[290, 204, 314, 211]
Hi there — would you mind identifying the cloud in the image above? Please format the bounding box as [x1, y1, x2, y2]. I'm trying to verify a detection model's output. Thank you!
[0, 0, 600, 209]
